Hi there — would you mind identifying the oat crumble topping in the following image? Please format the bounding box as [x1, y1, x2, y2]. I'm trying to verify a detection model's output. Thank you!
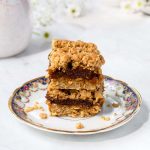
[48, 40, 105, 72]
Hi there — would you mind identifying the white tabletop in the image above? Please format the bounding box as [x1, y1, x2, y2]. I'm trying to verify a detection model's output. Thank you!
[0, 1, 150, 150]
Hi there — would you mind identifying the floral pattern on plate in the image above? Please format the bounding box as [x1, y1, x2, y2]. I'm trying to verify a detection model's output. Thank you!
[8, 76, 142, 135]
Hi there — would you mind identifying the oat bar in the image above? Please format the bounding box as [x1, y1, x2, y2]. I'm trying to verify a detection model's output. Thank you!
[46, 39, 105, 117]
[48, 40, 105, 79]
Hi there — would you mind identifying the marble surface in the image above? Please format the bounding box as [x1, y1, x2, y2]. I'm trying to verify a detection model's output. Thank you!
[0, 1, 150, 150]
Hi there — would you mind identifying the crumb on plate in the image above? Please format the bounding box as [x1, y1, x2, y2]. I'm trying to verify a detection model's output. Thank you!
[101, 116, 110, 121]
[24, 107, 34, 113]
[76, 122, 84, 129]
[40, 107, 45, 111]
[24, 102, 45, 113]
[106, 104, 111, 108]
[112, 103, 119, 108]
[33, 104, 39, 110]
[39, 113, 48, 119]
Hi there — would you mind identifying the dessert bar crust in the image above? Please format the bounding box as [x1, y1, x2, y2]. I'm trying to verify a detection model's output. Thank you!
[46, 100, 104, 117]
[46, 89, 103, 103]
[48, 40, 105, 73]
[48, 76, 104, 90]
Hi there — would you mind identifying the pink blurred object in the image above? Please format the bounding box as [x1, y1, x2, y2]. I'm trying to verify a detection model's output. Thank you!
[0, 0, 32, 58]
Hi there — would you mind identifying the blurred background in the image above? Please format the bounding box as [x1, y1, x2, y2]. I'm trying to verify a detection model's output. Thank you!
[1, 0, 150, 57]
[0, 0, 150, 149]
[1, 0, 150, 85]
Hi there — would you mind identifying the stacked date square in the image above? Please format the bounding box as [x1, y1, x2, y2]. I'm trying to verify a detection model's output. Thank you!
[46, 40, 105, 117]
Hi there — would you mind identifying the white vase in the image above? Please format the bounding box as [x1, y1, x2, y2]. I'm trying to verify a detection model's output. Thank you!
[0, 0, 32, 58]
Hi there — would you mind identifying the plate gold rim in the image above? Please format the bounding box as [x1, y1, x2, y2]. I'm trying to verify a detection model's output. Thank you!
[8, 75, 142, 135]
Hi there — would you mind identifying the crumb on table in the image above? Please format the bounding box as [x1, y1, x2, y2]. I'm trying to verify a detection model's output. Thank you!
[39, 113, 48, 119]
[76, 122, 84, 129]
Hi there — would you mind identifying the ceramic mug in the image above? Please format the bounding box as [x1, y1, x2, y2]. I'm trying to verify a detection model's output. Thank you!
[0, 0, 32, 58]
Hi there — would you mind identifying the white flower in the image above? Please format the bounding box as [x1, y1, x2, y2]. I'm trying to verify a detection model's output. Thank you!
[32, 3, 53, 28]
[37, 11, 52, 27]
[43, 31, 51, 40]
[132, 0, 146, 11]
[120, 0, 133, 12]
[66, 4, 82, 17]
[33, 30, 51, 41]
[41, 26, 51, 41]
[30, 0, 39, 10]
[30, 0, 39, 6]
[31, 0, 86, 40]
[120, 0, 146, 13]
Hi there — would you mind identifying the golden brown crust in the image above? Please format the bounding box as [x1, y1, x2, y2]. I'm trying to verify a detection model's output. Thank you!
[46, 39, 105, 117]
[48, 76, 104, 90]
[46, 99, 105, 117]
[46, 89, 103, 104]
[48, 40, 105, 72]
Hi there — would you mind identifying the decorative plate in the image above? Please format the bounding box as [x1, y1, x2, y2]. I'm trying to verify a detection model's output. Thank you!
[8, 76, 142, 135]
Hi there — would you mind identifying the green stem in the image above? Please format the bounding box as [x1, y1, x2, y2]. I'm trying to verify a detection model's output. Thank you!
[32, 31, 41, 36]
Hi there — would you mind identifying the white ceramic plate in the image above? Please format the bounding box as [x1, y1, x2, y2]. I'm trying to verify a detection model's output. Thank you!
[8, 76, 142, 135]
